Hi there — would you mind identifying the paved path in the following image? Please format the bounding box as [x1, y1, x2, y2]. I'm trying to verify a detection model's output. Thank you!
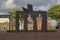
[0, 30, 60, 40]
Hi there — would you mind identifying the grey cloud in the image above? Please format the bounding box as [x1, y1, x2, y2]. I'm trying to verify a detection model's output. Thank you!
[0, 0, 6, 10]
[0, 0, 57, 9]
[14, 0, 56, 6]
[0, 0, 57, 14]
[0, 0, 3, 9]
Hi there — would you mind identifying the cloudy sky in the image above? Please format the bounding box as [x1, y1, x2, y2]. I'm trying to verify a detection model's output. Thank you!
[0, 0, 59, 15]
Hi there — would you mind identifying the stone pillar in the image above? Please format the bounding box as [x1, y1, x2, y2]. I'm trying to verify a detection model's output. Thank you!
[15, 11, 20, 32]
[31, 14, 37, 32]
[41, 12, 47, 32]
[23, 14, 28, 32]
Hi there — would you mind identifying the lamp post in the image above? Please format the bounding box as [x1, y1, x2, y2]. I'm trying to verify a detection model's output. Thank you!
[8, 12, 11, 31]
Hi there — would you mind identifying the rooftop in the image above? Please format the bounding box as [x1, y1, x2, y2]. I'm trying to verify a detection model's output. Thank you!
[0, 12, 10, 15]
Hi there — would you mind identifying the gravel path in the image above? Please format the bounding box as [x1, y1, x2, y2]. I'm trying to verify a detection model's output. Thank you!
[0, 30, 60, 40]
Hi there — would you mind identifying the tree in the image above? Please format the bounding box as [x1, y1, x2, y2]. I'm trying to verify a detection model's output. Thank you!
[9, 8, 23, 19]
[48, 5, 60, 19]
[9, 8, 24, 30]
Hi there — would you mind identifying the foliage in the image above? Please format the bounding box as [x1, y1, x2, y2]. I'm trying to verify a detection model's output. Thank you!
[9, 8, 23, 19]
[48, 5, 60, 19]
[9, 9, 16, 19]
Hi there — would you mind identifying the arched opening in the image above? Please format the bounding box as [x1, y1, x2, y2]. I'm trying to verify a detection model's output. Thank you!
[27, 14, 34, 30]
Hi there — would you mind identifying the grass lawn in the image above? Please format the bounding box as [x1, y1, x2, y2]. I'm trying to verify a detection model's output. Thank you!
[6, 30, 57, 33]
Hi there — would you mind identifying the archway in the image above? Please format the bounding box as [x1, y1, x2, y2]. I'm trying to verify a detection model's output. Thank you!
[15, 11, 47, 32]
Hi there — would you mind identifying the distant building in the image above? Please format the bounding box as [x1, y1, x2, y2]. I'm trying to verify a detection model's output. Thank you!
[0, 13, 10, 23]
[0, 13, 10, 30]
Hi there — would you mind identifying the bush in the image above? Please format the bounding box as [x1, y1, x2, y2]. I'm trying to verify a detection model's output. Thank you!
[6, 30, 56, 33]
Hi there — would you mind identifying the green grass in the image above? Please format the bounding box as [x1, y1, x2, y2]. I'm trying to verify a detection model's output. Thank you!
[6, 30, 57, 32]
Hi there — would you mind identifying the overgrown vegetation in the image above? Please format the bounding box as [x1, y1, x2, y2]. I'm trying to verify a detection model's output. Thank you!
[48, 5, 60, 19]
